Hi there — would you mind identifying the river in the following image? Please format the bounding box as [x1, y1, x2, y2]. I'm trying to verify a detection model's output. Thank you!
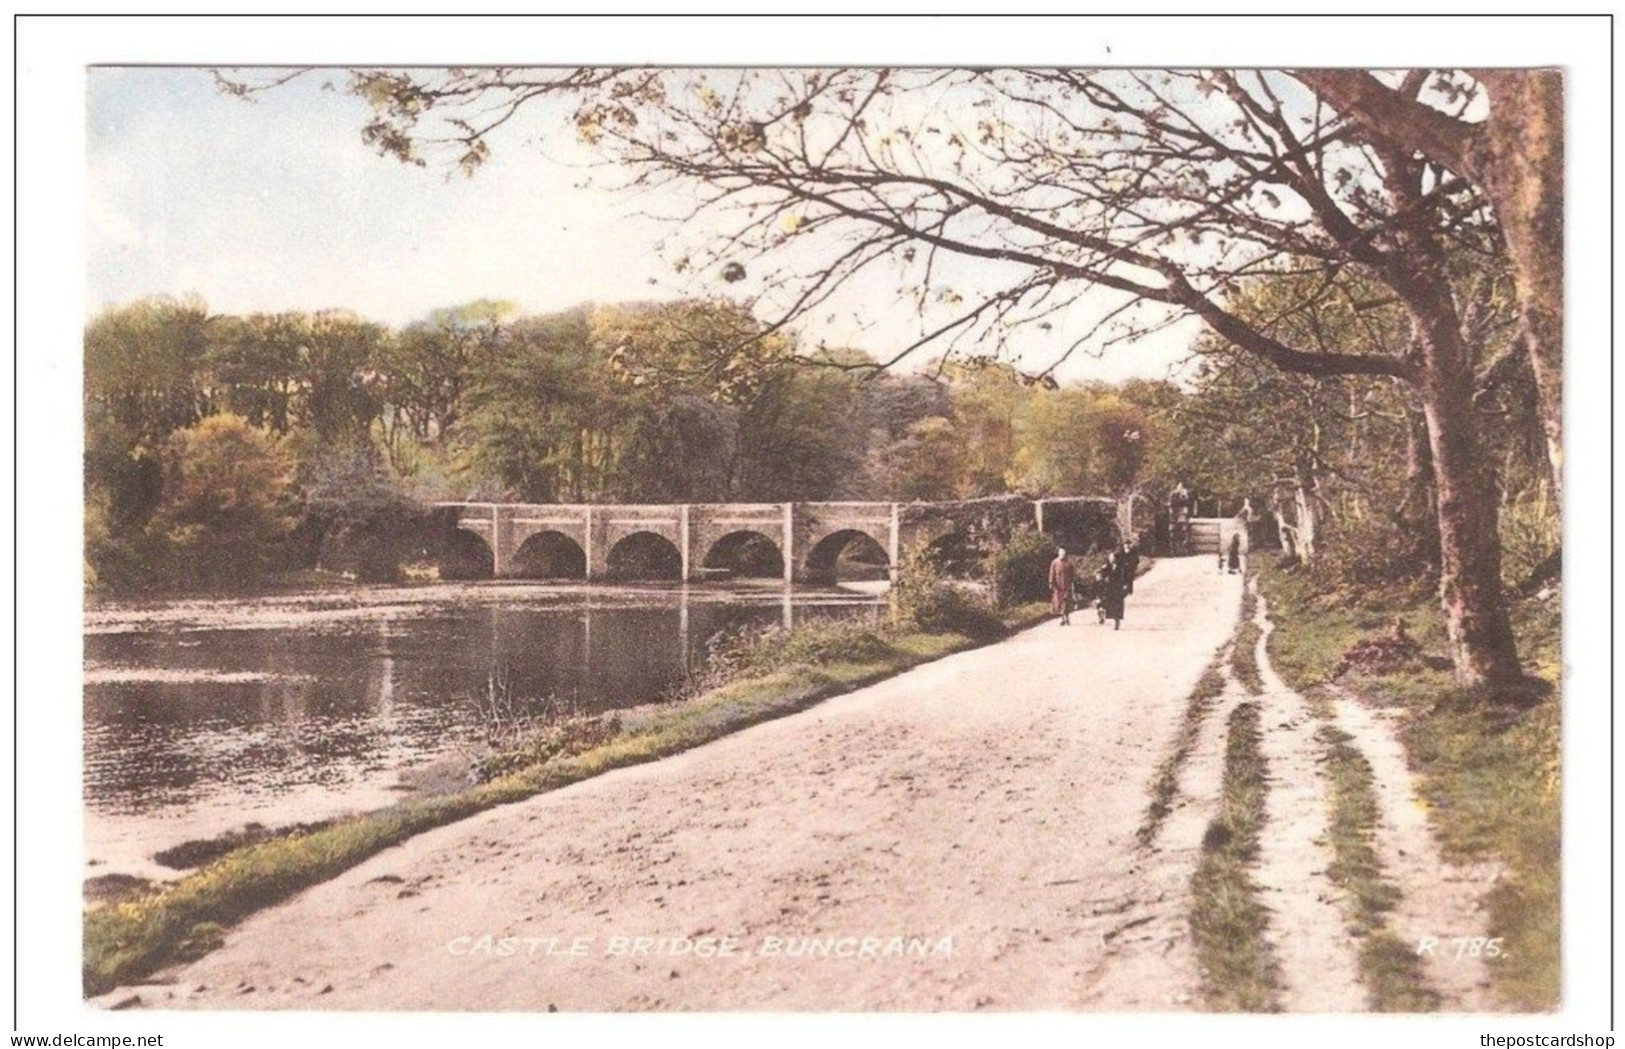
[83, 580, 887, 886]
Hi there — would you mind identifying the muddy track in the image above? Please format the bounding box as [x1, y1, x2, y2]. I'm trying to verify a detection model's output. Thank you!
[1247, 590, 1367, 1011]
[1247, 584, 1500, 1012]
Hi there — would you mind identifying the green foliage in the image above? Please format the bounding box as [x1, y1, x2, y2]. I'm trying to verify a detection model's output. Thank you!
[457, 306, 621, 501]
[84, 296, 214, 445]
[146, 415, 297, 586]
[594, 298, 789, 405]
[84, 297, 215, 571]
[942, 360, 1027, 496]
[882, 416, 964, 501]
[1089, 396, 1153, 495]
[981, 526, 1058, 606]
[1010, 388, 1098, 494]
[889, 543, 1005, 640]
[1303, 514, 1439, 600]
[1010, 387, 1156, 503]
[1499, 479, 1560, 589]
[84, 289, 1203, 593]
[694, 618, 899, 691]
[376, 300, 514, 454]
[96, 281, 1547, 597]
[734, 362, 866, 500]
[214, 310, 388, 443]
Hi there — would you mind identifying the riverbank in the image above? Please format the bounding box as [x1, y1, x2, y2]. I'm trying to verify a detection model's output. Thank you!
[1255, 556, 1560, 1009]
[85, 576, 895, 884]
[84, 591, 1054, 996]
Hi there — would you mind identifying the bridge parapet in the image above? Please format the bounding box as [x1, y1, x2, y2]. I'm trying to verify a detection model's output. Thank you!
[433, 496, 1127, 583]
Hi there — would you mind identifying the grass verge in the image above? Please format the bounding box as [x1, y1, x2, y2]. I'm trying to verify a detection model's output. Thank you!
[1137, 656, 1227, 847]
[84, 607, 1042, 998]
[1231, 586, 1264, 695]
[1188, 701, 1280, 1012]
[1257, 555, 1559, 1010]
[1317, 722, 1439, 1011]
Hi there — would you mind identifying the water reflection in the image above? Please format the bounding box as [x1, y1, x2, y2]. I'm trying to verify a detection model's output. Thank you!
[83, 587, 882, 825]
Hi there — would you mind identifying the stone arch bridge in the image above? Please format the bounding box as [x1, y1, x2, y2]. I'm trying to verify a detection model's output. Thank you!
[435, 496, 1122, 583]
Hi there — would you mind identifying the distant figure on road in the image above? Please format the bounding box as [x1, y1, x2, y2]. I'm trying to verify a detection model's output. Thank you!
[1226, 532, 1243, 575]
[1117, 541, 1140, 595]
[1048, 548, 1076, 626]
[1168, 482, 1192, 554]
[1168, 481, 1192, 524]
[1095, 562, 1126, 630]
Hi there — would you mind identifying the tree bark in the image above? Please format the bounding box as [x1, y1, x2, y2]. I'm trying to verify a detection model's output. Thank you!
[1367, 129, 1525, 690]
[1410, 292, 1524, 687]
[1473, 71, 1564, 500]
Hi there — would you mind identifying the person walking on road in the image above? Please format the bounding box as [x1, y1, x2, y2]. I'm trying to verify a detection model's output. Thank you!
[1118, 541, 1140, 595]
[1048, 548, 1076, 626]
[1095, 561, 1127, 630]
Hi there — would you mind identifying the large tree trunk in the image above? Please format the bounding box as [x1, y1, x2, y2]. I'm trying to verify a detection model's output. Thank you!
[1366, 129, 1525, 690]
[1474, 71, 1564, 500]
[1413, 308, 1523, 688]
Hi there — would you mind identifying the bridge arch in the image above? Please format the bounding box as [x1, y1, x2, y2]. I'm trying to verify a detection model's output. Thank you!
[701, 530, 785, 579]
[511, 530, 587, 579]
[440, 528, 495, 580]
[803, 528, 890, 584]
[606, 530, 684, 581]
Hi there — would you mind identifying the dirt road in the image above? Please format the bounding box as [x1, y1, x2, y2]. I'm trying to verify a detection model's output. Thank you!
[145, 558, 1244, 1011]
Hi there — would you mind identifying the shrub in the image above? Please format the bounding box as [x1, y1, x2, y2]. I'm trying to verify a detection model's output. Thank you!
[470, 711, 623, 783]
[981, 525, 1059, 607]
[1307, 514, 1435, 601]
[890, 543, 1006, 640]
[692, 617, 895, 691]
[1499, 481, 1560, 590]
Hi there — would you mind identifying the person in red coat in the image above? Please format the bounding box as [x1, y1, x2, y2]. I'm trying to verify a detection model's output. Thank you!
[1048, 548, 1076, 626]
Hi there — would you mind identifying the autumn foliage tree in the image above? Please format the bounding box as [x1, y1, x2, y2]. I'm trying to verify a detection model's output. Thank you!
[147, 413, 297, 585]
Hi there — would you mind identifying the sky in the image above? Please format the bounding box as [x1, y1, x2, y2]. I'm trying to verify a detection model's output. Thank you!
[86, 66, 1202, 384]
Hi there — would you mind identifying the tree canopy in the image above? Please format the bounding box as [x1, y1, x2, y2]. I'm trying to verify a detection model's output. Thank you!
[188, 64, 1568, 688]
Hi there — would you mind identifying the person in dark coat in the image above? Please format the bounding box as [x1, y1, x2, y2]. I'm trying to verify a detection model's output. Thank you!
[1118, 541, 1140, 594]
[1226, 532, 1243, 574]
[1095, 563, 1126, 630]
[1048, 547, 1076, 625]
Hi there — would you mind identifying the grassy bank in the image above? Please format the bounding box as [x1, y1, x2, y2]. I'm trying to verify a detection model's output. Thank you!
[1188, 701, 1280, 1011]
[1257, 555, 1560, 1010]
[85, 600, 1051, 998]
